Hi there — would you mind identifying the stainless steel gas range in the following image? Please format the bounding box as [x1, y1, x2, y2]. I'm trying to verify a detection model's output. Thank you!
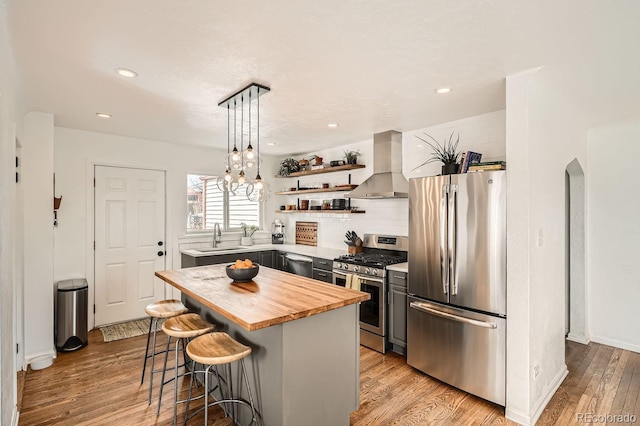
[332, 234, 408, 353]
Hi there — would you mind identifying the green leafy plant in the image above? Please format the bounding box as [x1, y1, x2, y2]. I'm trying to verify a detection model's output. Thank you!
[279, 158, 300, 176]
[412, 131, 461, 171]
[240, 223, 258, 237]
[343, 150, 361, 164]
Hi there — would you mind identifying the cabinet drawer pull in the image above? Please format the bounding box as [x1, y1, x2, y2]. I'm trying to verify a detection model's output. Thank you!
[317, 273, 328, 277]
[319, 261, 328, 265]
[393, 274, 406, 280]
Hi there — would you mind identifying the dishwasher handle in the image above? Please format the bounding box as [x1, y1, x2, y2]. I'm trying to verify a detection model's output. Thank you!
[285, 253, 313, 262]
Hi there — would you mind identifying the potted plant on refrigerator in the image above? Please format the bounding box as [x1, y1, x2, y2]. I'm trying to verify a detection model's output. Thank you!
[343, 150, 361, 165]
[412, 131, 462, 175]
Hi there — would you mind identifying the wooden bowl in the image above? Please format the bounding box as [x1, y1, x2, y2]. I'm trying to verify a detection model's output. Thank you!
[226, 264, 259, 282]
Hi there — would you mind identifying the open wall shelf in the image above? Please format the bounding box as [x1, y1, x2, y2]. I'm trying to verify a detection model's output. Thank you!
[275, 164, 365, 178]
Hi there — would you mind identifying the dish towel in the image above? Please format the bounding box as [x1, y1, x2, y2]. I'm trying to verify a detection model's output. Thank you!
[346, 274, 353, 289]
[351, 275, 361, 291]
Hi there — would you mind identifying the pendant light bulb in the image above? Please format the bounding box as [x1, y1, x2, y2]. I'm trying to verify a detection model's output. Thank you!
[246, 144, 254, 160]
[255, 174, 263, 190]
[224, 169, 232, 182]
[231, 147, 240, 162]
[238, 170, 246, 185]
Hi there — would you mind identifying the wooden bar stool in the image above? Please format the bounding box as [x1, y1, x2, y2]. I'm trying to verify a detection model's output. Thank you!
[157, 313, 215, 421]
[185, 332, 259, 426]
[141, 299, 189, 404]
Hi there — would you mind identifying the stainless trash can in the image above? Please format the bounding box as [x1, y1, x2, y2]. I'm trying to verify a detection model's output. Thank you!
[55, 278, 89, 351]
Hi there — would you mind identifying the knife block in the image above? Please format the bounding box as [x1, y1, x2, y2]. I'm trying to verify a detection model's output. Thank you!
[347, 246, 364, 254]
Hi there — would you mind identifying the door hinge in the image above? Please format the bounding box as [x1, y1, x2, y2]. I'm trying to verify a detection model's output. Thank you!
[16, 343, 18, 354]
[93, 304, 96, 314]
[93, 177, 96, 187]
[93, 241, 95, 250]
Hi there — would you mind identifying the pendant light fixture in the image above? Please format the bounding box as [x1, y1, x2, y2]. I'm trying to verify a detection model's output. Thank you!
[217, 82, 271, 201]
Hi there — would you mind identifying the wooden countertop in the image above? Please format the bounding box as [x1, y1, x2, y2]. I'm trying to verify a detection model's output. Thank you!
[155, 265, 370, 332]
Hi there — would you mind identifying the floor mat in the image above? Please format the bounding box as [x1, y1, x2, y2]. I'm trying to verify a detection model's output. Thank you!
[99, 318, 163, 342]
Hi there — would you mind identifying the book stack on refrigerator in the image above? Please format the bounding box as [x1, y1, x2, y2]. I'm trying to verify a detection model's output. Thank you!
[458, 151, 483, 173]
[468, 161, 507, 172]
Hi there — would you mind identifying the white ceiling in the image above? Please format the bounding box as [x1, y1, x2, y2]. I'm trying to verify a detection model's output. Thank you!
[7, 1, 640, 155]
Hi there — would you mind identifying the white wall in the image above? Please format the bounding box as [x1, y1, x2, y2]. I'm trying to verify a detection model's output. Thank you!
[0, 0, 20, 419]
[53, 127, 277, 328]
[505, 67, 588, 425]
[22, 112, 55, 365]
[587, 121, 640, 352]
[267, 110, 506, 249]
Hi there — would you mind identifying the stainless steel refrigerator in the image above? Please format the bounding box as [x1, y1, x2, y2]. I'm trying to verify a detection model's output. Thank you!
[407, 170, 506, 406]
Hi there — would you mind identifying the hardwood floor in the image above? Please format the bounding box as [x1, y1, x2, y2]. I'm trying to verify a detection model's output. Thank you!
[19, 330, 639, 425]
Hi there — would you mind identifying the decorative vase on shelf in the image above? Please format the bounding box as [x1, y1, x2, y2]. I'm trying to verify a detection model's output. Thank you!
[241, 236, 253, 246]
[442, 163, 460, 175]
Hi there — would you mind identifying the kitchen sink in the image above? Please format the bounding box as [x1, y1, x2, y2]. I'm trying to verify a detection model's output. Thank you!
[193, 246, 243, 253]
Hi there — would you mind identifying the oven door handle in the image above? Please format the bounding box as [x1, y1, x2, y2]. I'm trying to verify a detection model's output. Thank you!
[360, 276, 384, 284]
[331, 271, 385, 284]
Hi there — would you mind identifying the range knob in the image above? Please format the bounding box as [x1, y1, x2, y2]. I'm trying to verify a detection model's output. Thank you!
[334, 263, 341, 269]
[353, 266, 360, 273]
[364, 268, 371, 275]
[372, 269, 378, 276]
[343, 263, 349, 270]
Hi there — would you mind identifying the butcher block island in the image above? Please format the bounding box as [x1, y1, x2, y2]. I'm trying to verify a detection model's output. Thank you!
[155, 264, 370, 426]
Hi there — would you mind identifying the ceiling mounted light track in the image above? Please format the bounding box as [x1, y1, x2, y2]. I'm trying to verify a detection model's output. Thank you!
[216, 82, 271, 202]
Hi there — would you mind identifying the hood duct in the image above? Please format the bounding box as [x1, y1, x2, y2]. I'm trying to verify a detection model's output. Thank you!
[345, 130, 408, 199]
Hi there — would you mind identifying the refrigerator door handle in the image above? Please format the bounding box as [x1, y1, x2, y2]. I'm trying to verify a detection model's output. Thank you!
[448, 184, 458, 295]
[440, 184, 449, 295]
[409, 301, 497, 329]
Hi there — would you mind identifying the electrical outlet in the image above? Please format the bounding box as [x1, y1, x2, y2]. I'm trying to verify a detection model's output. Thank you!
[534, 365, 540, 378]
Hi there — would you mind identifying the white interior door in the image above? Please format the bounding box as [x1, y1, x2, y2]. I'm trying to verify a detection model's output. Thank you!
[94, 166, 166, 326]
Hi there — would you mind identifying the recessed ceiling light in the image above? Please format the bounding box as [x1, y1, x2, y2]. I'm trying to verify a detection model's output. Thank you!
[96, 113, 112, 119]
[115, 68, 138, 78]
[436, 87, 451, 94]
[267, 142, 276, 146]
[328, 123, 339, 128]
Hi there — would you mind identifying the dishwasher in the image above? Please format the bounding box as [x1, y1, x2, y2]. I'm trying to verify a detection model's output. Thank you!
[285, 253, 313, 278]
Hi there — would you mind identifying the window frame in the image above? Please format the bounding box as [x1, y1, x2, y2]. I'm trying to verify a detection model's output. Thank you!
[186, 173, 262, 233]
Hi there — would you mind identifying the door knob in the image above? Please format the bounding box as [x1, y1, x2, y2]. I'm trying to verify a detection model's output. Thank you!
[158, 241, 163, 246]
[157, 251, 164, 256]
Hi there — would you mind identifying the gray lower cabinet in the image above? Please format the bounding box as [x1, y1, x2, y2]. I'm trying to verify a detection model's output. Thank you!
[388, 271, 408, 354]
[275, 251, 287, 271]
[181, 251, 259, 268]
[312, 257, 333, 283]
[258, 250, 275, 268]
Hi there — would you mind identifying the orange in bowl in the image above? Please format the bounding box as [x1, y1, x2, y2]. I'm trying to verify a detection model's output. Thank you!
[226, 262, 259, 282]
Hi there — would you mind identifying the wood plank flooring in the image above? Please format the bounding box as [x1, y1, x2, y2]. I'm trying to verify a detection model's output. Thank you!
[18, 330, 639, 425]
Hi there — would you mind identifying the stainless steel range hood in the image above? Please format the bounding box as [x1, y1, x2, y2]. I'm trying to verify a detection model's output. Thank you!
[345, 130, 408, 199]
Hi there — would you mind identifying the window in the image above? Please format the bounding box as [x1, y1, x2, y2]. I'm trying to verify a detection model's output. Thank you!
[187, 174, 260, 232]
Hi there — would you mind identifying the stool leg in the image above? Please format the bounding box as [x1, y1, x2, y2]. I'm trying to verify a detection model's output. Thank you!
[141, 317, 154, 384]
[156, 334, 172, 412]
[241, 359, 259, 425]
[148, 318, 162, 405]
[204, 365, 213, 426]
[172, 337, 181, 424]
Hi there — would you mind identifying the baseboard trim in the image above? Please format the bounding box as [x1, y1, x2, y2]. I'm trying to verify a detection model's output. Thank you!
[566, 333, 590, 345]
[531, 365, 569, 425]
[505, 406, 531, 425]
[590, 335, 640, 354]
[12, 408, 19, 426]
[506, 365, 569, 426]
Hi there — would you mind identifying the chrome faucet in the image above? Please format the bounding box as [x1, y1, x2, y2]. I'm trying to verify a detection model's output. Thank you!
[212, 223, 221, 248]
